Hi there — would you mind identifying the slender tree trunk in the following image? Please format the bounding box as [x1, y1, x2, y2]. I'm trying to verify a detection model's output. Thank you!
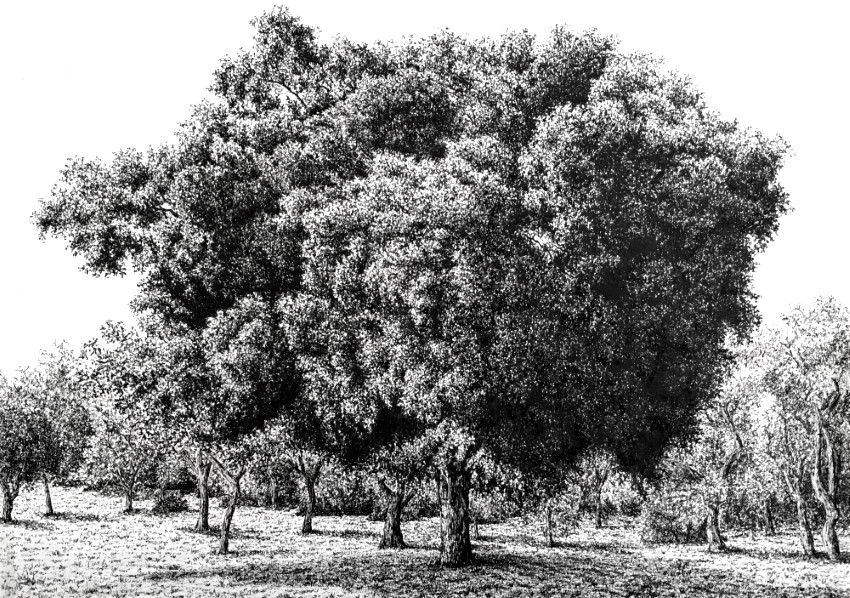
[43, 474, 54, 516]
[205, 452, 244, 556]
[194, 453, 211, 532]
[438, 463, 473, 567]
[760, 497, 775, 536]
[302, 473, 316, 534]
[821, 504, 840, 560]
[123, 484, 134, 513]
[705, 503, 725, 551]
[544, 500, 555, 548]
[795, 496, 815, 557]
[218, 487, 239, 555]
[1, 483, 14, 523]
[594, 488, 603, 529]
[811, 418, 841, 561]
[268, 478, 278, 510]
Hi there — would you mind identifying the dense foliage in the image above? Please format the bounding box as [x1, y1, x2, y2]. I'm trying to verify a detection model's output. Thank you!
[33, 8, 788, 565]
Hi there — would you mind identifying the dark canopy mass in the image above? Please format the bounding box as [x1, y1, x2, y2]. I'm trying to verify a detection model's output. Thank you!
[35, 8, 787, 565]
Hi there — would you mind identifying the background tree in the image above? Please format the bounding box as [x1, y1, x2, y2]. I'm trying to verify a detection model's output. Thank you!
[17, 344, 92, 516]
[152, 297, 299, 553]
[0, 381, 51, 522]
[80, 323, 170, 513]
[759, 297, 850, 560]
[370, 434, 434, 549]
[577, 449, 616, 529]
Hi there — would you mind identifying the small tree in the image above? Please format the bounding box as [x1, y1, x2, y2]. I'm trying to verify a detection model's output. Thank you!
[17, 344, 92, 516]
[653, 345, 760, 552]
[371, 435, 434, 549]
[577, 449, 616, 529]
[153, 297, 299, 554]
[0, 382, 51, 522]
[81, 323, 171, 513]
[83, 398, 164, 512]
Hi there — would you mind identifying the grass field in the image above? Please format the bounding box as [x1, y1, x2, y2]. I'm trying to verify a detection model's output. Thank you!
[1, 486, 849, 597]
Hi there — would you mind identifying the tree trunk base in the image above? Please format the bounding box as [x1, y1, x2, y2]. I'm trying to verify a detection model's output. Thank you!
[43, 476, 54, 517]
[438, 465, 473, 567]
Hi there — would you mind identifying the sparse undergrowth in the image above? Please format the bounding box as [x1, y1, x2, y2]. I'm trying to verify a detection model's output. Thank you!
[2, 486, 849, 597]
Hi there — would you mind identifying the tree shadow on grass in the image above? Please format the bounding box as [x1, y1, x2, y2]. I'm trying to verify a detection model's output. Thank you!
[1, 518, 53, 531]
[138, 539, 848, 598]
[43, 511, 104, 523]
[306, 528, 379, 541]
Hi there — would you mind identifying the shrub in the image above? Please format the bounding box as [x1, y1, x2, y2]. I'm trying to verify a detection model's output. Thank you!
[314, 466, 375, 516]
[639, 492, 706, 544]
[151, 491, 188, 514]
[471, 488, 522, 524]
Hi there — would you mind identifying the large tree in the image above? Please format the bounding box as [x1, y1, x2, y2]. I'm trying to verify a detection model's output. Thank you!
[34, 8, 788, 566]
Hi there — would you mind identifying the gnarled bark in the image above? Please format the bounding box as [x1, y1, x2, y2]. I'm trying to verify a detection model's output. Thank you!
[378, 477, 416, 549]
[1, 482, 16, 523]
[438, 463, 473, 567]
[796, 495, 815, 557]
[811, 414, 840, 560]
[219, 488, 239, 555]
[705, 503, 725, 551]
[297, 456, 322, 534]
[123, 485, 135, 513]
[782, 459, 815, 557]
[207, 452, 245, 555]
[544, 500, 555, 548]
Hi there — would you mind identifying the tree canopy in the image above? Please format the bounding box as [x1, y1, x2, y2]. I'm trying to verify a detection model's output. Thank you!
[34, 7, 788, 565]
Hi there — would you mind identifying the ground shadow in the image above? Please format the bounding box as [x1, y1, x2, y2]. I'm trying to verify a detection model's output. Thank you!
[137, 538, 850, 598]
[43, 511, 104, 523]
[0, 518, 53, 531]
[304, 528, 378, 541]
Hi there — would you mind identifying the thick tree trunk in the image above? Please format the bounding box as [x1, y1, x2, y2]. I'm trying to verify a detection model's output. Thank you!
[194, 455, 211, 532]
[760, 497, 775, 536]
[438, 464, 473, 567]
[123, 485, 134, 513]
[302, 474, 316, 534]
[1, 483, 13, 523]
[705, 503, 725, 551]
[544, 501, 555, 548]
[218, 489, 239, 555]
[379, 491, 406, 549]
[795, 496, 815, 557]
[43, 474, 54, 516]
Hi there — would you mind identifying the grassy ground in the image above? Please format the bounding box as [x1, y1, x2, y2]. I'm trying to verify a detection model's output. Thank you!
[1, 486, 849, 598]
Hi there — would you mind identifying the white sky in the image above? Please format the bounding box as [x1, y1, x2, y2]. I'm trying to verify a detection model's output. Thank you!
[1, 1, 847, 375]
